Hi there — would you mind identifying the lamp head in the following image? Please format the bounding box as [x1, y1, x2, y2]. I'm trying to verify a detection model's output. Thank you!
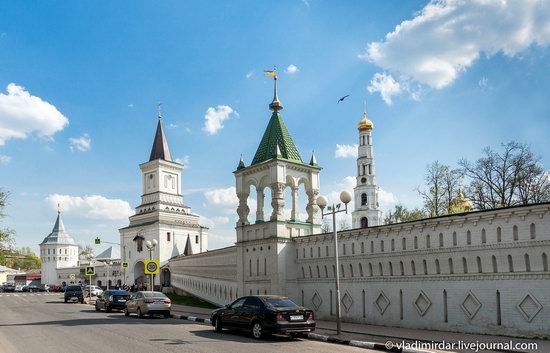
[316, 195, 327, 210]
[151, 239, 158, 247]
[145, 240, 152, 248]
[340, 191, 352, 204]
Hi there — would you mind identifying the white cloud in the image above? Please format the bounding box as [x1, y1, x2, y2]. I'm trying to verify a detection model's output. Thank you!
[285, 64, 299, 74]
[168, 123, 178, 129]
[478, 77, 488, 88]
[128, 103, 134, 108]
[246, 70, 255, 79]
[302, 0, 310, 8]
[361, 0, 550, 96]
[45, 194, 133, 221]
[0, 83, 69, 146]
[367, 72, 402, 105]
[335, 144, 358, 158]
[379, 188, 397, 209]
[0, 155, 11, 165]
[175, 155, 190, 169]
[202, 105, 237, 135]
[213, 216, 230, 225]
[184, 127, 192, 134]
[204, 187, 238, 207]
[69, 134, 91, 152]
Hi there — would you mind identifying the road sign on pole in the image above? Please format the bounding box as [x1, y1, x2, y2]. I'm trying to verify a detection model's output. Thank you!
[85, 266, 96, 276]
[69, 273, 76, 280]
[122, 262, 128, 268]
[94, 237, 101, 245]
[144, 260, 159, 275]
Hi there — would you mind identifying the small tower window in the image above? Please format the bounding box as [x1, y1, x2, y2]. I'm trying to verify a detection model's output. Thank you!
[361, 193, 367, 206]
[368, 164, 372, 175]
[195, 235, 199, 244]
[367, 134, 371, 145]
[167, 232, 171, 241]
[361, 217, 368, 228]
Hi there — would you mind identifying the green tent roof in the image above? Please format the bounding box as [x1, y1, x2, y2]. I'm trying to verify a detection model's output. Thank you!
[251, 111, 303, 165]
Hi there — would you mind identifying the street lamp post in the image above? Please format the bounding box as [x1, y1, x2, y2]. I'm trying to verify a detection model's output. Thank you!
[145, 239, 158, 291]
[105, 261, 111, 291]
[316, 191, 352, 336]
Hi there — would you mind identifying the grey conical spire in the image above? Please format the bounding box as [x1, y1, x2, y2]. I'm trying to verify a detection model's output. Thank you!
[149, 103, 172, 162]
[40, 207, 76, 245]
[237, 154, 245, 170]
[309, 150, 318, 166]
[268, 66, 283, 111]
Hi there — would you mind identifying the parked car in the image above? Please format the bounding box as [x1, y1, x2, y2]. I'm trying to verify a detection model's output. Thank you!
[1, 283, 15, 292]
[83, 285, 103, 297]
[95, 290, 131, 312]
[124, 291, 171, 318]
[22, 284, 46, 292]
[64, 285, 84, 303]
[211, 295, 315, 339]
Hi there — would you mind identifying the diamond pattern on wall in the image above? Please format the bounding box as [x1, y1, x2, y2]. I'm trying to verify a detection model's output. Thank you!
[461, 291, 482, 320]
[375, 291, 390, 315]
[311, 291, 323, 311]
[517, 293, 543, 323]
[341, 291, 354, 313]
[414, 290, 432, 317]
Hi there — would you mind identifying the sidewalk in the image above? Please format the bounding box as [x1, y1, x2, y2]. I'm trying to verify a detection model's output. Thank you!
[170, 304, 547, 353]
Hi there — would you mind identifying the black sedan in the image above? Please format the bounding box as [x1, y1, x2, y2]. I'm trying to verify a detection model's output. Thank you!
[211, 295, 315, 339]
[95, 290, 131, 312]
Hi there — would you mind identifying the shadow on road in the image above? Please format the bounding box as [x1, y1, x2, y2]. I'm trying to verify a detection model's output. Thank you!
[189, 328, 298, 344]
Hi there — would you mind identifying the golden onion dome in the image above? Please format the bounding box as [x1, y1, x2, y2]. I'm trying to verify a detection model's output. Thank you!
[357, 112, 373, 131]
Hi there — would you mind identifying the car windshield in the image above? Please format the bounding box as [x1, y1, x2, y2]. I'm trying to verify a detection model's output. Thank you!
[143, 292, 167, 298]
[264, 297, 298, 308]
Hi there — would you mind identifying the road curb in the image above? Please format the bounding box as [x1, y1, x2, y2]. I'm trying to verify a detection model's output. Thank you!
[305, 332, 435, 353]
[171, 313, 211, 324]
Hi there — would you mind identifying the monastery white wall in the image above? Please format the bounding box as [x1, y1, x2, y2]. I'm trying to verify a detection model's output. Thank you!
[169, 246, 238, 306]
[290, 203, 550, 338]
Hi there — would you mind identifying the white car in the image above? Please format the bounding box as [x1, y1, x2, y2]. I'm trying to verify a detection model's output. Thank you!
[83, 285, 103, 297]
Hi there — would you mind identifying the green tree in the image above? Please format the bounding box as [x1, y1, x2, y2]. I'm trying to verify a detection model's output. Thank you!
[417, 161, 463, 217]
[383, 204, 425, 225]
[0, 190, 15, 253]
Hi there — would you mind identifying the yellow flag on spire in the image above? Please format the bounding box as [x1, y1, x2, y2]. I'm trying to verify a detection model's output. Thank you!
[264, 70, 276, 78]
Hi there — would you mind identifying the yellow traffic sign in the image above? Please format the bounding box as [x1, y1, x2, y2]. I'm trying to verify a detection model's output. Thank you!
[69, 274, 76, 280]
[144, 260, 159, 275]
[85, 266, 96, 276]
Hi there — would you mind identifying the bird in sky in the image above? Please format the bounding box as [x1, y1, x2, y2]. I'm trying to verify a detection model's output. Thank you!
[337, 95, 350, 104]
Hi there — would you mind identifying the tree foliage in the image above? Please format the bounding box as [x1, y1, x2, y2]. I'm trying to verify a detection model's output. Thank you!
[459, 142, 550, 209]
[0, 190, 15, 252]
[417, 161, 463, 217]
[383, 204, 425, 225]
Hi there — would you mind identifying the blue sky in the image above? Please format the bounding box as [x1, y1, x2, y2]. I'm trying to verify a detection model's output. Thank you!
[1, 0, 549, 255]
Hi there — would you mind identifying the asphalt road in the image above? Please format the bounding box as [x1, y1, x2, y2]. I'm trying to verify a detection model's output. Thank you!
[0, 293, 371, 353]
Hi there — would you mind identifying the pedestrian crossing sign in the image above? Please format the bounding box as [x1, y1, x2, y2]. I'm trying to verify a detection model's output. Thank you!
[85, 266, 95, 276]
[122, 262, 128, 268]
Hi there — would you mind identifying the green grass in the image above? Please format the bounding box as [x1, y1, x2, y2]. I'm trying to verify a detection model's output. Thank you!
[166, 292, 219, 309]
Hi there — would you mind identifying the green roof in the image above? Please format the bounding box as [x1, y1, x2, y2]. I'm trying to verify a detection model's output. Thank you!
[251, 111, 303, 165]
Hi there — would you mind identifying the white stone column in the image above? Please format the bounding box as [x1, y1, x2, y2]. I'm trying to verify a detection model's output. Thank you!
[270, 182, 285, 221]
[256, 187, 264, 222]
[237, 192, 250, 225]
[290, 187, 299, 221]
[306, 189, 319, 223]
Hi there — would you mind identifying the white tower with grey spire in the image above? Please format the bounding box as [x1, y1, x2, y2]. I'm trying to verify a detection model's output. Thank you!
[39, 207, 79, 285]
[352, 109, 382, 228]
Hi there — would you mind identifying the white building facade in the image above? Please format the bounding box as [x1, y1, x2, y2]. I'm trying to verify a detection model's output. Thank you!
[167, 80, 550, 338]
[119, 110, 208, 289]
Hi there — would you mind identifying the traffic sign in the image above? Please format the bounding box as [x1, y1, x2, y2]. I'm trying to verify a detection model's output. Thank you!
[85, 266, 96, 276]
[94, 237, 101, 245]
[69, 273, 76, 280]
[144, 260, 159, 275]
[122, 262, 129, 268]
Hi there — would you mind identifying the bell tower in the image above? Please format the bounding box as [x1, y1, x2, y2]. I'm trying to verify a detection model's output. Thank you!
[352, 107, 382, 228]
[234, 68, 322, 296]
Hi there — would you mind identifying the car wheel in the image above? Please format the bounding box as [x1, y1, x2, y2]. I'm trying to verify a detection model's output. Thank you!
[95, 304, 100, 312]
[64, 298, 67, 303]
[137, 307, 143, 318]
[106, 305, 112, 313]
[163, 313, 170, 319]
[124, 307, 130, 317]
[251, 322, 264, 340]
[214, 317, 223, 333]
[290, 332, 303, 339]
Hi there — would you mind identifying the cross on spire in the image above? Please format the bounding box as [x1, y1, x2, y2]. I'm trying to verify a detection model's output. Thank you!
[157, 101, 162, 119]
